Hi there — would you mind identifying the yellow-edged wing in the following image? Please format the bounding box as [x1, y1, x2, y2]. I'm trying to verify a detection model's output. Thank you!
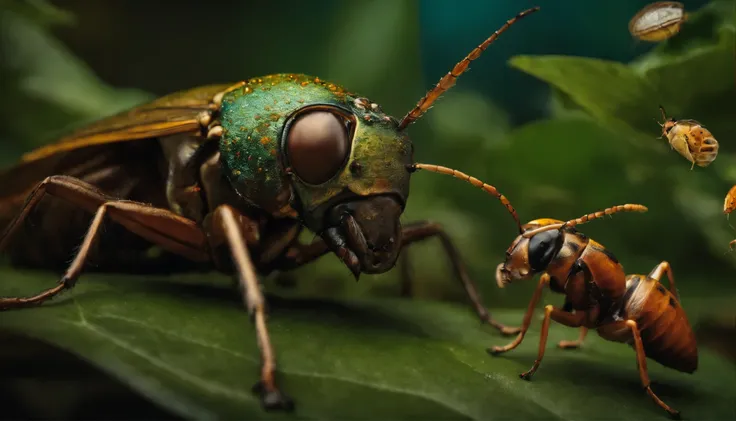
[0, 82, 243, 217]
[20, 83, 241, 163]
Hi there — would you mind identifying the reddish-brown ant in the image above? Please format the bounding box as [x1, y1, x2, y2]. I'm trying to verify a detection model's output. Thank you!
[413, 163, 698, 420]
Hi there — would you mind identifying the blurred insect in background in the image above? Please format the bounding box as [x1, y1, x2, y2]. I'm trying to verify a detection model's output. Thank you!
[629, 2, 688, 42]
[723, 185, 736, 250]
[657, 105, 718, 169]
[724, 185, 736, 216]
[0, 6, 542, 411]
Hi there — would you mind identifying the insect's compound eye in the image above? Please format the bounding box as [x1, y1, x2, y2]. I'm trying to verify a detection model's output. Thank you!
[286, 110, 352, 185]
[527, 229, 563, 272]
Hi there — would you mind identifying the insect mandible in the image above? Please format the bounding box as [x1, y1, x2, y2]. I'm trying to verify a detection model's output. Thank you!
[0, 7, 540, 411]
[658, 105, 719, 169]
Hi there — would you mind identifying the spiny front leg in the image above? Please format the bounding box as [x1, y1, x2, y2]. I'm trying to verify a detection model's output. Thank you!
[207, 205, 293, 411]
[400, 220, 520, 336]
[0, 176, 209, 310]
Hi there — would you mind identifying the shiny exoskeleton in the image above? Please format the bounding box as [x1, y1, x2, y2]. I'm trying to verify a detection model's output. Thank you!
[0, 7, 541, 412]
[491, 205, 697, 419]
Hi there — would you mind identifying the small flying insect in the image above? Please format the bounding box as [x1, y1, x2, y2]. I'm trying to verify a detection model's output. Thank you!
[629, 2, 688, 42]
[658, 105, 719, 170]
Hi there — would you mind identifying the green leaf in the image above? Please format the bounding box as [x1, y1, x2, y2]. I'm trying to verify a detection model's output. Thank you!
[631, 0, 736, 142]
[0, 0, 75, 28]
[1, 269, 735, 420]
[508, 0, 736, 146]
[509, 55, 665, 143]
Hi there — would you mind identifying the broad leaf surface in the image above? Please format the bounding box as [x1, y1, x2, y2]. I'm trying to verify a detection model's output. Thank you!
[1, 269, 734, 420]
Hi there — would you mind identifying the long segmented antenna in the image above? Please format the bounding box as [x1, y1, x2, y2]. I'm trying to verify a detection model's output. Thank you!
[397, 6, 540, 131]
[411, 163, 522, 233]
[522, 204, 648, 238]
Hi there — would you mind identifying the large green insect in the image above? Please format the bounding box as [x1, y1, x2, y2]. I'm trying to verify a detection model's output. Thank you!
[0, 7, 539, 411]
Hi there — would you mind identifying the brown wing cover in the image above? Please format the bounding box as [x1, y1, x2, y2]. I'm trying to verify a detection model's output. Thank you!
[0, 84, 239, 271]
[0, 84, 237, 213]
[20, 83, 234, 163]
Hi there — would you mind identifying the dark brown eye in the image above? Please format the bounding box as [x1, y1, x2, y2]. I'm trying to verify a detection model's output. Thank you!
[286, 111, 350, 185]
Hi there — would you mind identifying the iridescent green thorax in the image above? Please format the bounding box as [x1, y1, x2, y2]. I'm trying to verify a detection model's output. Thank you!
[219, 73, 413, 223]
[219, 74, 342, 214]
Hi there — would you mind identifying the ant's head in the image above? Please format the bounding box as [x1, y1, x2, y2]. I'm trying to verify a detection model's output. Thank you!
[496, 219, 565, 287]
[495, 205, 649, 288]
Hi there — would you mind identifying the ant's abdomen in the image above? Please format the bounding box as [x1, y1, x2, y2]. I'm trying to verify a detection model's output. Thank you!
[624, 275, 698, 373]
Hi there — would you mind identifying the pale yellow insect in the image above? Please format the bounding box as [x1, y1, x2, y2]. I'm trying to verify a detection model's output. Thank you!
[658, 106, 718, 170]
[629, 2, 688, 42]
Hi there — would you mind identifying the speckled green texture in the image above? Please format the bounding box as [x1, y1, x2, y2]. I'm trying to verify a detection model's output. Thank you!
[219, 73, 413, 219]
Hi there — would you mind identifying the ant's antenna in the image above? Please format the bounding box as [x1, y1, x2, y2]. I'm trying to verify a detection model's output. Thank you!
[522, 204, 648, 238]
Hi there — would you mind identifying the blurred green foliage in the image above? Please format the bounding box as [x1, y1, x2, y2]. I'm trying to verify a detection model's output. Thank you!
[0, 0, 735, 419]
[507, 0, 736, 284]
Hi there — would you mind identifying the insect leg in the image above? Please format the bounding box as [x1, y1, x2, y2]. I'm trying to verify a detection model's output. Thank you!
[398, 250, 413, 297]
[625, 320, 681, 419]
[557, 327, 588, 349]
[646, 261, 679, 301]
[488, 273, 550, 355]
[266, 239, 330, 271]
[0, 176, 209, 309]
[519, 305, 586, 380]
[207, 204, 293, 411]
[400, 220, 521, 335]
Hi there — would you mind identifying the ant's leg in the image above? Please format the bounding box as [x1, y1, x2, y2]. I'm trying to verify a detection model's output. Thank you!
[647, 261, 679, 300]
[626, 320, 681, 419]
[488, 273, 549, 354]
[558, 327, 589, 349]
[519, 305, 586, 380]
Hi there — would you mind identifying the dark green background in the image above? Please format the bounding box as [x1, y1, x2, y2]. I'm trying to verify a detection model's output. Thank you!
[0, 1, 734, 419]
